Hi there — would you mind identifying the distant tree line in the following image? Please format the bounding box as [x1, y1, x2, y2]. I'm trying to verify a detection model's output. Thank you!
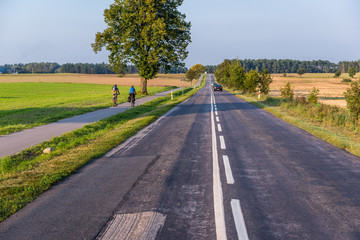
[0, 62, 188, 74]
[236, 59, 338, 73]
[0, 63, 61, 74]
[338, 61, 360, 73]
[1, 60, 359, 75]
[207, 59, 360, 74]
[58, 63, 116, 74]
[204, 65, 217, 74]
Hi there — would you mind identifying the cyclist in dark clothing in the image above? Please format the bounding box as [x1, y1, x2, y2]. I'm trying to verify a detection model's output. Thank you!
[112, 84, 120, 106]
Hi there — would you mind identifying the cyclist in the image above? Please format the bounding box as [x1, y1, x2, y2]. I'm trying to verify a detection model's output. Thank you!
[129, 85, 137, 106]
[112, 84, 120, 106]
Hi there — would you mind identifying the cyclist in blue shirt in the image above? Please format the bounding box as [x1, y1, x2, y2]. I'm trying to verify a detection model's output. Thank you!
[129, 86, 137, 106]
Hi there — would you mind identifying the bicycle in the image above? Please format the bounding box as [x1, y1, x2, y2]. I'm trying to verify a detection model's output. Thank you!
[113, 94, 118, 107]
[129, 94, 135, 107]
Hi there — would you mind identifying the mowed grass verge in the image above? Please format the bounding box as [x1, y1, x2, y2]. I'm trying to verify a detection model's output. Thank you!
[0, 76, 205, 222]
[0, 82, 173, 135]
[226, 88, 360, 159]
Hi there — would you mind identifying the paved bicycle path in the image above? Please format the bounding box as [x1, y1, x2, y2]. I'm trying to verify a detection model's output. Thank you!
[0, 89, 180, 158]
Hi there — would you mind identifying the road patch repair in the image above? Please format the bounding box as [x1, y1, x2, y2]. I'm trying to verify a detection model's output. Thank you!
[97, 212, 166, 240]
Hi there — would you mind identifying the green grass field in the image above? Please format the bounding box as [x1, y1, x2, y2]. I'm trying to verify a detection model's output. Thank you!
[0, 82, 172, 135]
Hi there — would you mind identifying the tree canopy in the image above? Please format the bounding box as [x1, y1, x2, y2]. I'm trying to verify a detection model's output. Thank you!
[186, 64, 205, 85]
[92, 0, 191, 94]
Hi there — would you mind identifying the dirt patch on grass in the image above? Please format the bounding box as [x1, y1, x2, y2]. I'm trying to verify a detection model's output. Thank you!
[0, 74, 191, 87]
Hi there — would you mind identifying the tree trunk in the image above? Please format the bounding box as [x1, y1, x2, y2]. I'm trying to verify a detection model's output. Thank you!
[140, 77, 148, 95]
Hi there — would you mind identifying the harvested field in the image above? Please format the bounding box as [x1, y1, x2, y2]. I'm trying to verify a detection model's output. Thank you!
[270, 73, 359, 107]
[0, 73, 192, 87]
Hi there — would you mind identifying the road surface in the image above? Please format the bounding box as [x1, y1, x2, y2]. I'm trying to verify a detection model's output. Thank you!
[0, 75, 359, 239]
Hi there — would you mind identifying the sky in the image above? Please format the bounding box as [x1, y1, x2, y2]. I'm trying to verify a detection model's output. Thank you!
[0, 0, 359, 68]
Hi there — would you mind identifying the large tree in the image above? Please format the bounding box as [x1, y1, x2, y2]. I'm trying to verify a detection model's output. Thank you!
[186, 64, 205, 85]
[191, 64, 205, 79]
[92, 0, 191, 94]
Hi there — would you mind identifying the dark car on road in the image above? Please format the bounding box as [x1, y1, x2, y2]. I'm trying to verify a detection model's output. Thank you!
[213, 84, 223, 91]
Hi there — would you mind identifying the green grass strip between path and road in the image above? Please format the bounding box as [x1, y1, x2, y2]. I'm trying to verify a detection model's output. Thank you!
[0, 75, 206, 222]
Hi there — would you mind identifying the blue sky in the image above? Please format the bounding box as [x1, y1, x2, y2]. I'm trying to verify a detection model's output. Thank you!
[1, 0, 359, 68]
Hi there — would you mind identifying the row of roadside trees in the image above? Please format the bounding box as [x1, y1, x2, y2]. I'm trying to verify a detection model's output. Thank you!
[214, 59, 273, 94]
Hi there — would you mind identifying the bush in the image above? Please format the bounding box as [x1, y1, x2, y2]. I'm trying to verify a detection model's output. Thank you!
[258, 69, 272, 94]
[348, 67, 356, 78]
[344, 79, 360, 118]
[280, 82, 294, 100]
[342, 78, 352, 83]
[308, 87, 320, 104]
[334, 70, 341, 78]
[297, 68, 306, 76]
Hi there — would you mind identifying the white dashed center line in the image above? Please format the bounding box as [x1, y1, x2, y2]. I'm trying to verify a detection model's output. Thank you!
[231, 199, 249, 240]
[217, 124, 222, 132]
[210, 80, 249, 240]
[211, 91, 227, 240]
[219, 136, 226, 149]
[222, 155, 235, 184]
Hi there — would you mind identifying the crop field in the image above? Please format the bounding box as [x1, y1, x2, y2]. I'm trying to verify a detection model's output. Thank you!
[0, 81, 172, 135]
[270, 73, 360, 107]
[0, 73, 191, 87]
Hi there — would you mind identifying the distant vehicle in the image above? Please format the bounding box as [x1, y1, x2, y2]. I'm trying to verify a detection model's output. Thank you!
[213, 84, 222, 91]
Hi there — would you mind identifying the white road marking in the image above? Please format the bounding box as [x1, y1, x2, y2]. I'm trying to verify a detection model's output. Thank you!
[215, 107, 217, 111]
[217, 124, 222, 132]
[211, 91, 227, 240]
[231, 199, 249, 240]
[222, 155, 235, 184]
[215, 111, 218, 116]
[216, 116, 220, 122]
[219, 136, 226, 149]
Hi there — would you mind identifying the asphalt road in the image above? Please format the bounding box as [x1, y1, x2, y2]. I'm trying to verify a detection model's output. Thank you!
[1, 75, 360, 239]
